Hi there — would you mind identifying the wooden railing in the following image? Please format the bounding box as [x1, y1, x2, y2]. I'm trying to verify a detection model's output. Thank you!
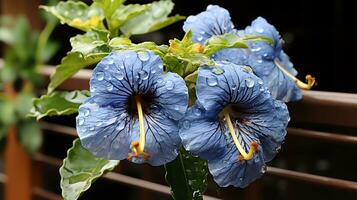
[1, 66, 357, 199]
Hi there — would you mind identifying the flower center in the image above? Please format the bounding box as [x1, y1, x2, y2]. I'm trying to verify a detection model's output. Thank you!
[127, 96, 150, 161]
[274, 58, 315, 90]
[222, 108, 258, 161]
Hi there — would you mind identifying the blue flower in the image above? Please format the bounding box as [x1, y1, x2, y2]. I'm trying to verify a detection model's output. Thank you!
[179, 61, 289, 187]
[76, 50, 188, 166]
[243, 17, 315, 102]
[182, 5, 315, 102]
[182, 5, 249, 65]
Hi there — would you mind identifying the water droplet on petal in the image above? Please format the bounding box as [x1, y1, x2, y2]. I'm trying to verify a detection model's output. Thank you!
[193, 107, 201, 116]
[158, 63, 164, 69]
[199, 31, 205, 35]
[242, 66, 253, 73]
[78, 118, 84, 125]
[258, 79, 264, 85]
[261, 165, 267, 174]
[96, 72, 104, 81]
[166, 80, 175, 90]
[211, 67, 225, 75]
[138, 51, 150, 61]
[89, 127, 95, 131]
[239, 177, 243, 181]
[117, 71, 124, 80]
[206, 76, 218, 86]
[182, 120, 191, 129]
[116, 122, 125, 131]
[257, 59, 263, 64]
[151, 69, 156, 74]
[107, 84, 114, 91]
[255, 27, 264, 33]
[83, 108, 90, 117]
[197, 36, 203, 42]
[119, 64, 124, 69]
[231, 84, 237, 90]
[138, 70, 149, 80]
[251, 47, 262, 52]
[263, 53, 269, 58]
[275, 146, 281, 153]
[245, 78, 255, 88]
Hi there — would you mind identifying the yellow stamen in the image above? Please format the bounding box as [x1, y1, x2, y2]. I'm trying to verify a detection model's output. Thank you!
[274, 59, 315, 90]
[223, 111, 258, 161]
[127, 97, 150, 161]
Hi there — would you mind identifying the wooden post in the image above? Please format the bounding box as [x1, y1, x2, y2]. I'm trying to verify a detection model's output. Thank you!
[4, 126, 33, 200]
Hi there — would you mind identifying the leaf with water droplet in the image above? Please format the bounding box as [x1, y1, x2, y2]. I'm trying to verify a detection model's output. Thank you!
[29, 90, 89, 120]
[165, 149, 208, 200]
[60, 139, 119, 200]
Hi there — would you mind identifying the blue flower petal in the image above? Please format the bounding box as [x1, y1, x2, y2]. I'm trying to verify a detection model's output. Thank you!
[77, 50, 188, 166]
[242, 17, 302, 102]
[154, 72, 188, 120]
[179, 61, 289, 187]
[183, 5, 234, 43]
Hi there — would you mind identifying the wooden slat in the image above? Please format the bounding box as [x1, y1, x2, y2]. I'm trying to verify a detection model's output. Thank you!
[32, 188, 62, 200]
[288, 127, 357, 144]
[32, 153, 221, 200]
[267, 167, 357, 191]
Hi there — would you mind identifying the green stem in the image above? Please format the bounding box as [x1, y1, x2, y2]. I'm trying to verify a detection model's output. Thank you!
[35, 21, 56, 72]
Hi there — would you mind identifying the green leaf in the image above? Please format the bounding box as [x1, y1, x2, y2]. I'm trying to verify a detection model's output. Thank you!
[93, 0, 125, 18]
[120, 0, 184, 36]
[164, 31, 214, 76]
[70, 29, 110, 55]
[204, 33, 249, 56]
[165, 150, 208, 200]
[40, 1, 105, 31]
[48, 52, 107, 93]
[18, 120, 42, 154]
[60, 139, 119, 200]
[0, 96, 16, 125]
[29, 90, 89, 120]
[15, 91, 36, 119]
[109, 4, 149, 30]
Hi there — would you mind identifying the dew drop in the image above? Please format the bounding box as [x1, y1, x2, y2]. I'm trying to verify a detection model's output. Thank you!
[211, 67, 225, 75]
[231, 84, 237, 91]
[138, 51, 150, 61]
[107, 84, 114, 91]
[242, 66, 252, 73]
[116, 123, 125, 131]
[158, 63, 164, 69]
[103, 58, 114, 65]
[199, 31, 205, 35]
[275, 146, 281, 153]
[119, 64, 124, 69]
[182, 120, 191, 129]
[251, 47, 262, 52]
[151, 69, 156, 74]
[258, 79, 264, 85]
[263, 53, 269, 58]
[255, 27, 264, 33]
[138, 70, 149, 80]
[117, 71, 124, 80]
[89, 127, 95, 131]
[261, 165, 267, 174]
[78, 118, 84, 125]
[206, 76, 218, 86]
[257, 59, 263, 64]
[166, 80, 175, 90]
[96, 72, 104, 81]
[239, 177, 243, 181]
[83, 108, 90, 117]
[245, 78, 255, 88]
[197, 36, 203, 42]
[193, 107, 201, 116]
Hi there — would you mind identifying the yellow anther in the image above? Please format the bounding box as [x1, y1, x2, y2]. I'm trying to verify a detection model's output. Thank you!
[274, 59, 315, 90]
[223, 111, 258, 161]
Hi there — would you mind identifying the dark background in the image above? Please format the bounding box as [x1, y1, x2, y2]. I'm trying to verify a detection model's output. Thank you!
[52, 0, 357, 94]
